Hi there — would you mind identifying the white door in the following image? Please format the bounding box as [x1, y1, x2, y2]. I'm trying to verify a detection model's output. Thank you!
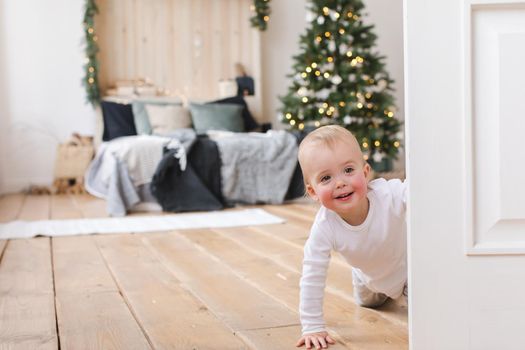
[405, 0, 525, 349]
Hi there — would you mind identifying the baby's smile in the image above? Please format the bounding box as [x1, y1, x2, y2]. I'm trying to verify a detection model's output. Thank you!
[335, 192, 354, 200]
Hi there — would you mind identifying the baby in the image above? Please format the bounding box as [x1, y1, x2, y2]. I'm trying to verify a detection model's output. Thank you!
[296, 125, 407, 349]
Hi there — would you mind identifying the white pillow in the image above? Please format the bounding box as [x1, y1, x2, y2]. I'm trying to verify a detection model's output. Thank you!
[145, 104, 192, 135]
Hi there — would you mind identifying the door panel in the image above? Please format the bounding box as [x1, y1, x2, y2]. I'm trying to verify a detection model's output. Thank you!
[468, 4, 525, 253]
[405, 0, 525, 348]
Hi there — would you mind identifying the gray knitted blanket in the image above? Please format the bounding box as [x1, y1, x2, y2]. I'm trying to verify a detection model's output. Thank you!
[211, 130, 298, 204]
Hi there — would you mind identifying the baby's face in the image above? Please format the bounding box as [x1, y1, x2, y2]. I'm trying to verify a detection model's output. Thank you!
[302, 138, 370, 222]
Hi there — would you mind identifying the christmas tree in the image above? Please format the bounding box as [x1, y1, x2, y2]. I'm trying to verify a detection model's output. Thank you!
[279, 0, 402, 171]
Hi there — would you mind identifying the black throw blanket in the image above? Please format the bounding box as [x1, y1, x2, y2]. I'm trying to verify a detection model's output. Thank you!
[151, 133, 305, 213]
[150, 136, 225, 212]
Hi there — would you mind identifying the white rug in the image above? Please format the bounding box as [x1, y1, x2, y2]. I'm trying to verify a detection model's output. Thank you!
[0, 209, 284, 239]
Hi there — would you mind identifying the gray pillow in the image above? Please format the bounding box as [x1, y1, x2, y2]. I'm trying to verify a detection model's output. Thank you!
[145, 104, 192, 135]
[131, 97, 183, 134]
[189, 103, 244, 133]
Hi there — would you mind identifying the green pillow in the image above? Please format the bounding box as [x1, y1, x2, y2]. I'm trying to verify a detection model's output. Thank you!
[132, 97, 183, 134]
[189, 103, 244, 133]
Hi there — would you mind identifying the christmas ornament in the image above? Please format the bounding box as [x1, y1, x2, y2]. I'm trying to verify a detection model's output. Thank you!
[331, 75, 343, 85]
[306, 10, 315, 22]
[297, 87, 309, 96]
[317, 88, 331, 100]
[328, 40, 336, 52]
[373, 151, 384, 163]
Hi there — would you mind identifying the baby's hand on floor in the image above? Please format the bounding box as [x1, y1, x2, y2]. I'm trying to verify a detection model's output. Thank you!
[296, 331, 336, 349]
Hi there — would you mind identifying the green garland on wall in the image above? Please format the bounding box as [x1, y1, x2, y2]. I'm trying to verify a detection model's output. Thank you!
[250, 0, 271, 31]
[83, 0, 101, 106]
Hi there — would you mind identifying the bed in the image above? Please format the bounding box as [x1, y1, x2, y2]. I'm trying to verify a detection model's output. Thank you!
[85, 95, 305, 216]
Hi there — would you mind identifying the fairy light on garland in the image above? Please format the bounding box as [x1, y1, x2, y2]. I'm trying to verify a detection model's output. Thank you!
[83, 0, 100, 106]
[250, 0, 271, 31]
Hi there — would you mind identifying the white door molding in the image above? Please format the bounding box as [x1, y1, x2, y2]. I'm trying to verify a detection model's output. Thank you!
[464, 0, 525, 255]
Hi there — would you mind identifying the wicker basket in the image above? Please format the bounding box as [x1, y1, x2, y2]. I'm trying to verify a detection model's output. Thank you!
[53, 134, 94, 193]
[54, 144, 94, 179]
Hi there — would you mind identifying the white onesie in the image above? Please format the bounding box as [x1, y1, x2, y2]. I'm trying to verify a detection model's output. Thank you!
[299, 178, 407, 334]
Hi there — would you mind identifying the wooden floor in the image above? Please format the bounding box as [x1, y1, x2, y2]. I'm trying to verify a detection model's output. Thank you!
[0, 193, 408, 349]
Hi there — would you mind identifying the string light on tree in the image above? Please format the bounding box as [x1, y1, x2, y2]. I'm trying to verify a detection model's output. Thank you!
[279, 0, 402, 172]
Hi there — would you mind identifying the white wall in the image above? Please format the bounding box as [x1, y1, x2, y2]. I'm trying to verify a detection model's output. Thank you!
[261, 0, 308, 124]
[261, 0, 405, 169]
[0, 2, 7, 192]
[0, 0, 96, 194]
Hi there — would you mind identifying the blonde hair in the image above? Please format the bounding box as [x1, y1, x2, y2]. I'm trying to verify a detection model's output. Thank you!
[298, 125, 361, 166]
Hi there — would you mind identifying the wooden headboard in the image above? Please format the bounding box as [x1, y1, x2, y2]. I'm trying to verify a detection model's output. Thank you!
[95, 0, 262, 119]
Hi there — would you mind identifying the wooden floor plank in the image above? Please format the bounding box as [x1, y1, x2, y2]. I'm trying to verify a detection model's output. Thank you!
[0, 241, 6, 261]
[17, 195, 50, 221]
[53, 236, 118, 294]
[265, 204, 317, 228]
[278, 202, 320, 219]
[0, 238, 58, 349]
[213, 225, 408, 328]
[56, 292, 151, 350]
[0, 238, 54, 295]
[0, 294, 58, 349]
[251, 222, 309, 245]
[145, 232, 300, 333]
[53, 236, 152, 349]
[70, 194, 108, 218]
[50, 195, 83, 220]
[0, 194, 26, 223]
[95, 234, 249, 349]
[0, 193, 407, 349]
[180, 228, 408, 349]
[288, 201, 320, 213]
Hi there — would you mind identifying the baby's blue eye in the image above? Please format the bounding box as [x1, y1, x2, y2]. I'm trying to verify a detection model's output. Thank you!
[320, 175, 331, 183]
[344, 167, 354, 174]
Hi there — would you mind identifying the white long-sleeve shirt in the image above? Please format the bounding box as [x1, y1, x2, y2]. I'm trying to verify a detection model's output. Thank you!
[299, 178, 407, 335]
